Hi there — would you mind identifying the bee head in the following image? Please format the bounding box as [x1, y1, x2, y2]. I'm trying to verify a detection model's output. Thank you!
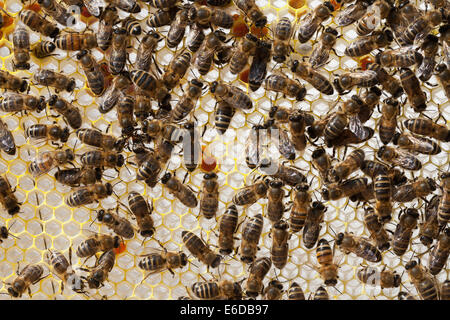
[116, 154, 125, 167]
[97, 209, 105, 221]
[405, 260, 417, 270]
[295, 183, 309, 192]
[210, 81, 218, 93]
[435, 63, 447, 73]
[20, 79, 28, 93]
[60, 127, 70, 143]
[393, 274, 401, 287]
[105, 183, 113, 196]
[113, 236, 121, 248]
[180, 253, 188, 267]
[161, 172, 171, 184]
[204, 172, 217, 180]
[290, 60, 299, 73]
[321, 188, 330, 201]
[336, 233, 344, 245]
[296, 87, 307, 101]
[76, 50, 88, 60]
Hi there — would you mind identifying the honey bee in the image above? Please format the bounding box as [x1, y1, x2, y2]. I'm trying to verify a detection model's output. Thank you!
[392, 177, 436, 203]
[267, 180, 285, 224]
[33, 69, 76, 93]
[316, 238, 339, 286]
[392, 208, 419, 256]
[229, 33, 258, 75]
[211, 81, 253, 111]
[245, 257, 271, 298]
[378, 98, 399, 144]
[393, 132, 441, 155]
[366, 63, 403, 98]
[336, 232, 382, 263]
[326, 127, 374, 148]
[303, 201, 327, 249]
[65, 183, 113, 208]
[99, 71, 131, 114]
[28, 149, 74, 178]
[138, 245, 187, 276]
[161, 52, 191, 91]
[0, 175, 20, 215]
[131, 70, 170, 106]
[161, 173, 198, 208]
[363, 206, 390, 251]
[171, 79, 203, 121]
[361, 160, 406, 186]
[289, 183, 310, 233]
[263, 280, 283, 300]
[76, 128, 125, 152]
[309, 27, 339, 68]
[404, 118, 450, 142]
[329, 149, 365, 183]
[75, 232, 120, 259]
[97, 6, 118, 51]
[26, 123, 69, 144]
[186, 23, 205, 53]
[322, 177, 369, 201]
[291, 60, 334, 95]
[373, 172, 393, 222]
[311, 147, 331, 183]
[288, 112, 307, 152]
[345, 30, 393, 58]
[335, 0, 372, 26]
[405, 259, 439, 300]
[38, 0, 72, 26]
[136, 152, 161, 188]
[104, 0, 141, 13]
[189, 280, 243, 300]
[188, 4, 234, 28]
[400, 67, 428, 113]
[128, 191, 155, 238]
[218, 204, 239, 255]
[268, 106, 315, 125]
[418, 35, 439, 82]
[438, 173, 450, 226]
[264, 73, 307, 101]
[32, 41, 56, 59]
[194, 31, 225, 75]
[55, 32, 97, 52]
[55, 167, 102, 187]
[19, 9, 59, 38]
[333, 70, 378, 95]
[146, 7, 179, 28]
[214, 101, 235, 135]
[0, 119, 15, 156]
[357, 266, 401, 289]
[6, 264, 44, 298]
[249, 40, 271, 92]
[322, 111, 347, 144]
[166, 6, 189, 49]
[270, 220, 289, 270]
[436, 63, 450, 100]
[12, 26, 30, 71]
[272, 17, 294, 63]
[240, 213, 264, 263]
[76, 50, 105, 96]
[80, 150, 124, 169]
[399, 10, 443, 45]
[297, 1, 335, 43]
[264, 161, 307, 187]
[419, 195, 440, 246]
[233, 0, 267, 27]
[233, 176, 269, 206]
[134, 93, 152, 122]
[0, 93, 46, 114]
[375, 48, 423, 68]
[313, 286, 329, 300]
[122, 16, 141, 36]
[108, 28, 128, 75]
[428, 227, 450, 275]
[287, 282, 305, 300]
[81, 250, 116, 289]
[441, 280, 450, 300]
[377, 145, 422, 171]
[356, 0, 391, 35]
[182, 230, 221, 268]
[0, 70, 28, 92]
[200, 173, 219, 220]
[46, 248, 86, 294]
[358, 87, 382, 123]
[96, 209, 134, 239]
[135, 31, 161, 73]
[117, 95, 136, 136]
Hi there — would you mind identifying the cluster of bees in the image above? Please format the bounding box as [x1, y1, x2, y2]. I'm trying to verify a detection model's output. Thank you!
[0, 0, 448, 300]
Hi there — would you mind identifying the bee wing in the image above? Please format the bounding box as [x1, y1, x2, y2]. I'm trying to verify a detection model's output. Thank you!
[0, 119, 16, 155]
[405, 134, 435, 154]
[348, 115, 369, 140]
[136, 247, 165, 257]
[309, 41, 329, 69]
[444, 42, 450, 68]
[83, 0, 103, 17]
[335, 3, 367, 26]
[297, 13, 318, 39]
[393, 150, 420, 170]
[274, 127, 296, 159]
[352, 70, 378, 82]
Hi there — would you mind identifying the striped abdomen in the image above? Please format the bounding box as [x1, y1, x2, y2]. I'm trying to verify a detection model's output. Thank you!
[215, 101, 235, 135]
[138, 253, 166, 272]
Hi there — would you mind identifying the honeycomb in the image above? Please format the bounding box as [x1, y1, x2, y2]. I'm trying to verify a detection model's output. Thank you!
[0, 0, 448, 300]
